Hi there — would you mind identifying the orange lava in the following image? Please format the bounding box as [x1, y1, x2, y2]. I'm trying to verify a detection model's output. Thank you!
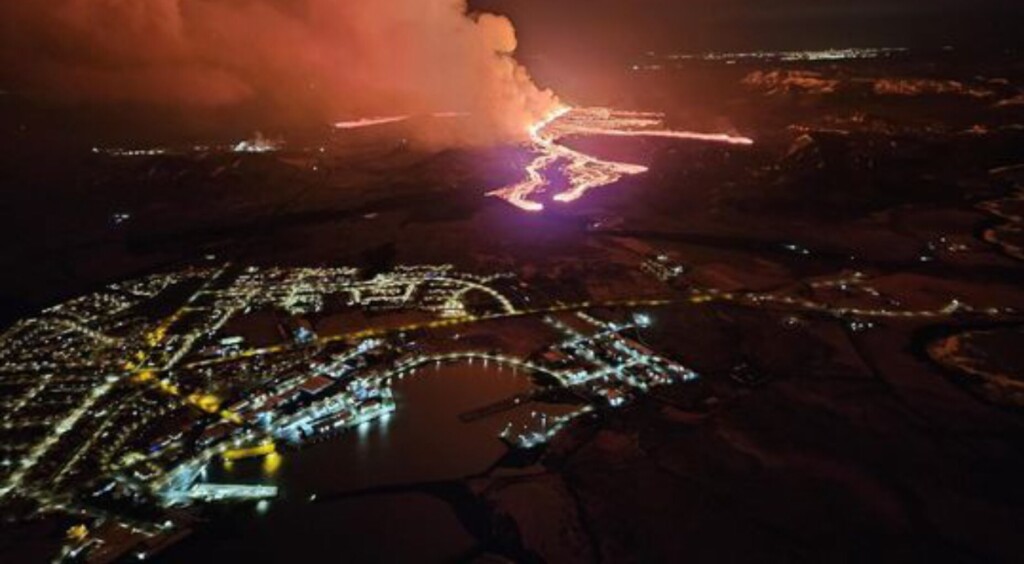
[334, 115, 411, 129]
[488, 107, 753, 212]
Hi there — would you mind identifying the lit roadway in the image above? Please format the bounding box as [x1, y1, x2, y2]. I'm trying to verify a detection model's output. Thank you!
[177, 287, 1016, 374]
[179, 297, 675, 371]
[389, 351, 569, 385]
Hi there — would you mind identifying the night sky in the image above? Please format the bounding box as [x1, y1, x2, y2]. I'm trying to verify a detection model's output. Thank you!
[1, 1, 1020, 144]
[473, 0, 1023, 55]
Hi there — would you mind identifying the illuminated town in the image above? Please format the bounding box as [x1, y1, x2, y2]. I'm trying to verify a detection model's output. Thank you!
[0, 263, 688, 559]
[0, 251, 1018, 560]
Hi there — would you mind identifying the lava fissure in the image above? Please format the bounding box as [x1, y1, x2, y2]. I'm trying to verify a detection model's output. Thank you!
[488, 107, 754, 212]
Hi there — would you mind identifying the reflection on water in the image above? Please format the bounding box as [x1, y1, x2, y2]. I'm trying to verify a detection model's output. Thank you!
[262, 452, 282, 476]
[163, 361, 575, 561]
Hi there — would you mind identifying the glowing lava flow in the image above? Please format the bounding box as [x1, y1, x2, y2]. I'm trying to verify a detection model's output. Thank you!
[334, 115, 411, 129]
[334, 112, 470, 130]
[488, 107, 754, 212]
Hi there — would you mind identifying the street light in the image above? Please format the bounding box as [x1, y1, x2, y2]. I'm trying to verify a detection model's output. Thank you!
[633, 313, 652, 328]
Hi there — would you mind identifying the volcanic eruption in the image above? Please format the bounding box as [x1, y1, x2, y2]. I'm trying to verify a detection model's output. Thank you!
[488, 107, 754, 212]
[0, 0, 558, 143]
[1, 0, 753, 209]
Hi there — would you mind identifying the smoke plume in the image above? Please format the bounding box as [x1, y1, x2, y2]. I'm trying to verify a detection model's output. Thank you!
[0, 0, 559, 143]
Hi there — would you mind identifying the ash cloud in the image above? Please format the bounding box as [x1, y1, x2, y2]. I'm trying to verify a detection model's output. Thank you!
[0, 0, 558, 143]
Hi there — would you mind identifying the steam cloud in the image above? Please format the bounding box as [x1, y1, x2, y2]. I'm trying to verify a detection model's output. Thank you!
[0, 0, 559, 143]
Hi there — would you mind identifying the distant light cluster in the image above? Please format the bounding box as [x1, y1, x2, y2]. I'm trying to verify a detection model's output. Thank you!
[663, 47, 908, 64]
[233, 133, 280, 153]
[92, 147, 167, 157]
[92, 134, 281, 159]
